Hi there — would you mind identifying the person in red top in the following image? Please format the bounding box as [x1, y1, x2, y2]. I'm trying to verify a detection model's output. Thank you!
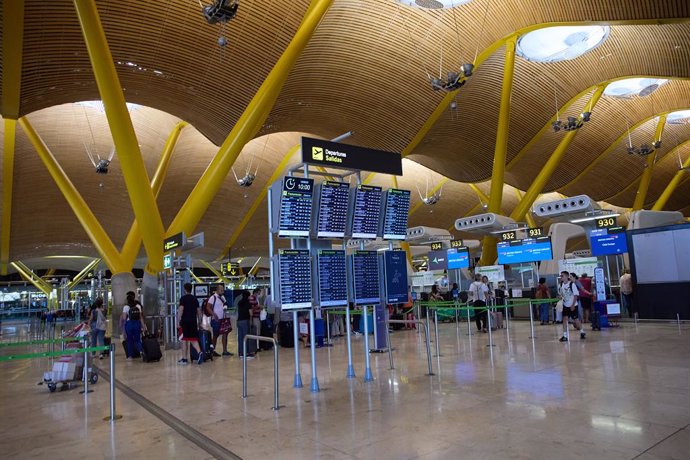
[579, 273, 593, 324]
[248, 287, 263, 345]
[536, 277, 551, 325]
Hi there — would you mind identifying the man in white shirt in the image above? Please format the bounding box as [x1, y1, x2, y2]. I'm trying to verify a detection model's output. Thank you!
[470, 274, 489, 332]
[206, 284, 232, 357]
[559, 271, 586, 342]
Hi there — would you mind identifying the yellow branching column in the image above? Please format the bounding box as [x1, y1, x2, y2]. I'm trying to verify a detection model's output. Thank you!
[479, 35, 517, 266]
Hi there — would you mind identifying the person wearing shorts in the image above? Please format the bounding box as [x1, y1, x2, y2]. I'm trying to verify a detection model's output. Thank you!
[558, 271, 585, 342]
[206, 284, 232, 357]
[178, 283, 202, 365]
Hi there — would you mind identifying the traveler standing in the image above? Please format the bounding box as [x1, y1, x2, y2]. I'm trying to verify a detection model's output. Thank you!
[121, 291, 147, 359]
[237, 290, 255, 360]
[578, 273, 593, 323]
[470, 274, 489, 332]
[249, 288, 263, 346]
[90, 297, 106, 359]
[536, 278, 550, 325]
[177, 283, 203, 365]
[620, 270, 634, 317]
[206, 284, 232, 357]
[559, 271, 585, 342]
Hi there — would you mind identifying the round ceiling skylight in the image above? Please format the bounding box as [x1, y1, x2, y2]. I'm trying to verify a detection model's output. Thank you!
[603, 78, 669, 98]
[516, 26, 610, 63]
[396, 0, 474, 9]
[667, 109, 690, 124]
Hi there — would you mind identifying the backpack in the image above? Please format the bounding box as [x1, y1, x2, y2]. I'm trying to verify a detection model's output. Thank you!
[128, 304, 142, 321]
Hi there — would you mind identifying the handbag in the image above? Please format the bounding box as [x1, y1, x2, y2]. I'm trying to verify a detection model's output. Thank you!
[555, 299, 564, 313]
[259, 309, 267, 321]
[219, 318, 232, 335]
[201, 314, 212, 332]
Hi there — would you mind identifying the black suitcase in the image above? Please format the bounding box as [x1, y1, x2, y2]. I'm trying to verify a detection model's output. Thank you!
[260, 320, 274, 350]
[141, 335, 162, 362]
[191, 330, 214, 362]
[391, 313, 404, 330]
[591, 310, 601, 331]
[279, 321, 294, 348]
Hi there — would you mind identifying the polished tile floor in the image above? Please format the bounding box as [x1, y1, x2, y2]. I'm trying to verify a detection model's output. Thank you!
[1, 318, 689, 459]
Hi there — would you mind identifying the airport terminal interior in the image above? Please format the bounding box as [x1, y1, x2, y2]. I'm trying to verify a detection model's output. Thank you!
[2, 0, 690, 459]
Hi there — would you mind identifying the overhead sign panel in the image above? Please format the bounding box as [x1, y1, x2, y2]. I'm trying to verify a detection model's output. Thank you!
[317, 250, 348, 307]
[220, 262, 240, 276]
[447, 247, 470, 270]
[278, 177, 314, 238]
[427, 250, 447, 271]
[164, 232, 186, 252]
[382, 188, 410, 240]
[301, 136, 402, 175]
[316, 181, 350, 238]
[589, 227, 628, 256]
[497, 236, 553, 264]
[278, 249, 312, 310]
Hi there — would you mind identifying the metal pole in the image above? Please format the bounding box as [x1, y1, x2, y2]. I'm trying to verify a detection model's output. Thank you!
[528, 299, 536, 339]
[467, 305, 472, 336]
[386, 317, 394, 370]
[634, 312, 638, 325]
[363, 305, 374, 382]
[308, 308, 320, 392]
[242, 338, 248, 398]
[487, 306, 495, 347]
[108, 343, 117, 421]
[345, 305, 355, 378]
[678, 313, 682, 333]
[433, 309, 441, 357]
[273, 340, 280, 410]
[423, 320, 434, 376]
[292, 310, 302, 388]
[455, 300, 459, 331]
[605, 256, 613, 298]
[325, 310, 332, 346]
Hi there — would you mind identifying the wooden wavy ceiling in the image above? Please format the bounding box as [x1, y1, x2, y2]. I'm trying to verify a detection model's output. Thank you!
[1, 0, 690, 266]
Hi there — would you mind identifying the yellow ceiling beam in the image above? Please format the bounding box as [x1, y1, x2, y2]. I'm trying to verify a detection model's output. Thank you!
[165, 0, 333, 243]
[199, 259, 230, 285]
[1, 120, 17, 275]
[74, 0, 166, 274]
[18, 117, 126, 273]
[511, 85, 605, 222]
[238, 257, 262, 286]
[120, 121, 188, 270]
[66, 258, 101, 291]
[11, 262, 52, 296]
[515, 190, 537, 228]
[187, 268, 204, 284]
[13, 261, 52, 292]
[1, 0, 25, 119]
[633, 115, 667, 211]
[652, 148, 690, 211]
[219, 144, 301, 259]
[558, 108, 682, 193]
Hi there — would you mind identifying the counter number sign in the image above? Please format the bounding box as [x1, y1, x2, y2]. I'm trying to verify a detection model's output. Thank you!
[449, 239, 464, 249]
[500, 231, 517, 242]
[430, 242, 443, 251]
[528, 227, 543, 238]
[596, 216, 617, 229]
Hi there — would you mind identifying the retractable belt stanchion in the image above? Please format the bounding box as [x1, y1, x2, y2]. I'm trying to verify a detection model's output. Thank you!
[345, 305, 355, 378]
[362, 306, 374, 382]
[467, 304, 473, 336]
[292, 310, 303, 388]
[242, 335, 281, 410]
[387, 319, 434, 376]
[308, 308, 320, 392]
[80, 337, 93, 394]
[433, 308, 441, 357]
[528, 299, 536, 340]
[486, 306, 495, 347]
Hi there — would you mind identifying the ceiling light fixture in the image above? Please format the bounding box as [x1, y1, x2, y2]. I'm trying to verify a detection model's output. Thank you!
[200, 0, 239, 24]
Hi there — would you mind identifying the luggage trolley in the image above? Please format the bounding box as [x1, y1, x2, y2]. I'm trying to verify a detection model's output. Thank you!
[43, 322, 98, 393]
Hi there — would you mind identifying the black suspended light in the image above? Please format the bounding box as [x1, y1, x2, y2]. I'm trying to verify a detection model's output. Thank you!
[551, 85, 593, 133]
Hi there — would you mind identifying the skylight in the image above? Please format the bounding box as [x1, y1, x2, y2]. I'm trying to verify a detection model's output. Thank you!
[76, 100, 142, 112]
[667, 109, 690, 124]
[516, 26, 610, 63]
[396, 0, 473, 9]
[603, 78, 669, 98]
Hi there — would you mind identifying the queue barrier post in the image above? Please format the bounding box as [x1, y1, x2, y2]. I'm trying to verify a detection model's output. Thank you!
[242, 334, 281, 410]
[487, 306, 495, 347]
[386, 319, 434, 376]
[528, 300, 536, 340]
[433, 309, 441, 357]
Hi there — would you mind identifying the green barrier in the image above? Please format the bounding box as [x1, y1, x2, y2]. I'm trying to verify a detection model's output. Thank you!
[0, 345, 110, 363]
[326, 309, 363, 316]
[0, 337, 82, 348]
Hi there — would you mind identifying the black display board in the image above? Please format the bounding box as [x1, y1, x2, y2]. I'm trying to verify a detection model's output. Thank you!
[351, 250, 380, 304]
[383, 250, 408, 304]
[316, 181, 350, 238]
[427, 250, 448, 271]
[382, 188, 411, 240]
[278, 177, 314, 238]
[301, 137, 403, 175]
[278, 249, 312, 310]
[317, 250, 348, 307]
[351, 185, 382, 239]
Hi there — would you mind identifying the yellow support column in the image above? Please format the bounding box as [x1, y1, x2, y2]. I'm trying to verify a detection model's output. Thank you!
[510, 85, 605, 223]
[120, 121, 188, 269]
[18, 117, 126, 273]
[652, 153, 690, 210]
[515, 190, 537, 228]
[66, 258, 101, 291]
[11, 262, 52, 296]
[13, 261, 52, 293]
[1, 120, 17, 275]
[166, 0, 334, 240]
[633, 115, 667, 211]
[480, 36, 517, 266]
[73, 0, 165, 273]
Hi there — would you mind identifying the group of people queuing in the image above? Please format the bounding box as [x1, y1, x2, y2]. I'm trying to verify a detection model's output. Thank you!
[177, 283, 268, 365]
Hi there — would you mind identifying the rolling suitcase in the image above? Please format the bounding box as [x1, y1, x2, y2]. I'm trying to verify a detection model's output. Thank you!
[191, 330, 214, 362]
[591, 310, 601, 331]
[260, 320, 274, 350]
[279, 321, 294, 348]
[141, 334, 162, 362]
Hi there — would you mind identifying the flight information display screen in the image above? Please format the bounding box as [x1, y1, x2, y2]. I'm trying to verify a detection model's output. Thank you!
[278, 249, 312, 310]
[316, 181, 350, 238]
[351, 250, 380, 304]
[590, 227, 628, 256]
[383, 250, 408, 304]
[382, 188, 411, 240]
[351, 185, 382, 239]
[447, 247, 470, 269]
[278, 177, 314, 238]
[317, 250, 348, 307]
[497, 237, 553, 264]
